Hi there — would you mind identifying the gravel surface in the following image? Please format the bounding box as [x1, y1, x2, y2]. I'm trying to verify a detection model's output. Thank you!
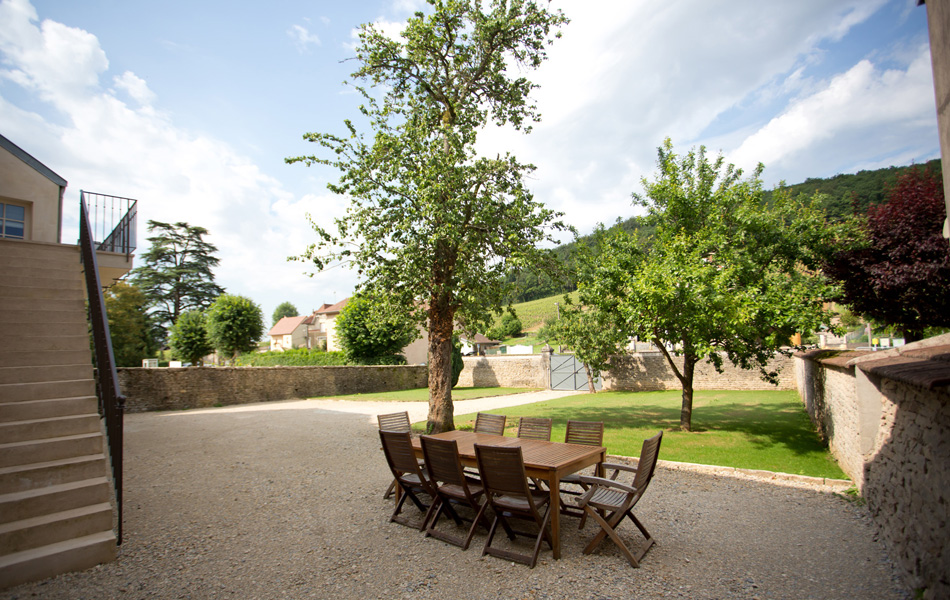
[2, 393, 910, 600]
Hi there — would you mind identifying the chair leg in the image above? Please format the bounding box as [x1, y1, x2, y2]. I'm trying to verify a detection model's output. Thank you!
[584, 507, 655, 568]
[383, 479, 397, 500]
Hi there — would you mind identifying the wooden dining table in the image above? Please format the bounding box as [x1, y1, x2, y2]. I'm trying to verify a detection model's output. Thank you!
[411, 430, 606, 560]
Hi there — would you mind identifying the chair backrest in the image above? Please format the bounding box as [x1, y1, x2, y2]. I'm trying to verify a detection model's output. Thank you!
[474, 412, 506, 436]
[565, 420, 604, 446]
[379, 429, 422, 477]
[475, 444, 532, 499]
[632, 431, 663, 495]
[421, 435, 467, 488]
[377, 411, 411, 432]
[517, 417, 552, 441]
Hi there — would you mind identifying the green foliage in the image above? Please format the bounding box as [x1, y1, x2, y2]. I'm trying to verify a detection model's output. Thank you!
[823, 165, 949, 341]
[234, 349, 346, 366]
[205, 294, 264, 360]
[271, 301, 299, 326]
[130, 220, 224, 338]
[169, 310, 213, 366]
[102, 281, 158, 367]
[580, 139, 844, 431]
[451, 336, 464, 388]
[287, 0, 569, 432]
[335, 294, 418, 365]
[552, 295, 628, 392]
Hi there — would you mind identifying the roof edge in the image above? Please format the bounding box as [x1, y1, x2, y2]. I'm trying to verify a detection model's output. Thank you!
[0, 133, 68, 188]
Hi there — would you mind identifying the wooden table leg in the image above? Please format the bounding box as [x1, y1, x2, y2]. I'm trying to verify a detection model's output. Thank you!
[549, 471, 561, 559]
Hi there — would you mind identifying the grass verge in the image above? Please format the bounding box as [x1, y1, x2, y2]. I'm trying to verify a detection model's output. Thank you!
[450, 389, 845, 480]
[311, 387, 540, 402]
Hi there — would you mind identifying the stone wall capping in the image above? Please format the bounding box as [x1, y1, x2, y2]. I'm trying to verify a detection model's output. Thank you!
[857, 351, 950, 391]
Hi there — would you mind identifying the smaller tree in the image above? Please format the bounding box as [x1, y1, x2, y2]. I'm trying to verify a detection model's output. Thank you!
[272, 301, 299, 326]
[335, 294, 419, 365]
[103, 281, 157, 367]
[552, 296, 628, 393]
[451, 336, 464, 388]
[169, 311, 213, 366]
[206, 294, 264, 361]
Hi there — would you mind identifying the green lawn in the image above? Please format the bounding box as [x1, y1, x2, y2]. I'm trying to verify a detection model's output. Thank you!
[448, 390, 845, 480]
[311, 387, 539, 402]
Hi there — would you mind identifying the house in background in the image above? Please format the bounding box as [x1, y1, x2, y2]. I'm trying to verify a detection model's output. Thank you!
[310, 298, 349, 351]
[268, 315, 312, 351]
[0, 133, 135, 588]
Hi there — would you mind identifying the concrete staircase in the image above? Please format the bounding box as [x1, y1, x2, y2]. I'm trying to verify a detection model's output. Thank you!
[0, 239, 117, 589]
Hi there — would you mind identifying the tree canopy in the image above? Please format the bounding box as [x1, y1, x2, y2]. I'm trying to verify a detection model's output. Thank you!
[102, 280, 157, 367]
[169, 310, 213, 366]
[335, 294, 419, 365]
[287, 0, 569, 432]
[823, 165, 950, 341]
[130, 220, 224, 336]
[272, 301, 299, 326]
[577, 140, 842, 431]
[206, 294, 264, 361]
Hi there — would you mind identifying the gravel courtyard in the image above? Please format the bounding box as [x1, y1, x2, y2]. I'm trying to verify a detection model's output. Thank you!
[2, 393, 910, 600]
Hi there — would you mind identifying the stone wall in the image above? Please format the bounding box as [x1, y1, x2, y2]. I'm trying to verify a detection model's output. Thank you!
[117, 365, 427, 412]
[603, 352, 795, 391]
[458, 355, 548, 389]
[795, 341, 950, 599]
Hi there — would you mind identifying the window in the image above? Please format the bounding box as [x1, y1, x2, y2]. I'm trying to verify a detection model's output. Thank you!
[1, 203, 26, 239]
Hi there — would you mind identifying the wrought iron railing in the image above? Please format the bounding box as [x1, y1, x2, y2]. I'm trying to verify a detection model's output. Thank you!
[79, 195, 126, 544]
[81, 191, 137, 260]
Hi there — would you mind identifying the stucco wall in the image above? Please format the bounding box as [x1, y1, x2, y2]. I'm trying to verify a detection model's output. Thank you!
[118, 365, 427, 412]
[604, 352, 795, 391]
[0, 146, 63, 243]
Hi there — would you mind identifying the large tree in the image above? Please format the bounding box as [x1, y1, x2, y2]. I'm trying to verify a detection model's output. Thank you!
[131, 220, 224, 336]
[288, 0, 570, 432]
[206, 294, 264, 361]
[823, 166, 950, 341]
[580, 140, 842, 431]
[102, 280, 158, 367]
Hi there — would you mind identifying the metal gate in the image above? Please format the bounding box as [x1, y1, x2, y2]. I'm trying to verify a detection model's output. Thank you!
[550, 354, 601, 391]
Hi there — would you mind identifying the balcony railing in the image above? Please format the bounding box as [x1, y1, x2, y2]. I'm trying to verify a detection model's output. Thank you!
[81, 191, 137, 260]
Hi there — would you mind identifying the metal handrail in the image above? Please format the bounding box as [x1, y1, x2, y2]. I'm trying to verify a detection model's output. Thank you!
[81, 191, 137, 260]
[79, 195, 125, 544]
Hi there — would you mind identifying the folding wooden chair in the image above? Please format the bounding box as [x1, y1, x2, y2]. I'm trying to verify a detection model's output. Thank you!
[517, 417, 553, 441]
[421, 436, 491, 550]
[377, 411, 419, 499]
[378, 429, 436, 531]
[474, 412, 506, 436]
[558, 420, 605, 518]
[475, 444, 553, 568]
[574, 431, 663, 567]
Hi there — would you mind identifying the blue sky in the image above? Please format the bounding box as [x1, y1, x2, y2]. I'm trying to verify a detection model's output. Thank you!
[0, 0, 940, 324]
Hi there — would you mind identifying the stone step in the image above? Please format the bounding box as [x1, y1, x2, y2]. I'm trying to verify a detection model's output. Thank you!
[0, 365, 92, 385]
[0, 397, 99, 423]
[0, 309, 86, 326]
[0, 530, 116, 590]
[0, 297, 85, 316]
[0, 273, 85, 291]
[0, 335, 92, 354]
[0, 380, 95, 403]
[0, 349, 92, 368]
[0, 321, 89, 339]
[0, 477, 111, 525]
[0, 455, 108, 495]
[0, 240, 80, 262]
[0, 433, 104, 468]
[0, 502, 114, 555]
[0, 414, 101, 444]
[0, 289, 83, 306]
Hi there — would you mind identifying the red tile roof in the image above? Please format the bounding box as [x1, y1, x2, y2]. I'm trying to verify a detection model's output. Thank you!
[269, 315, 309, 336]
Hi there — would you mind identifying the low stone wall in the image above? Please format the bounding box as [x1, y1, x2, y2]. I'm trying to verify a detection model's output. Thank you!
[117, 365, 428, 412]
[458, 355, 548, 389]
[603, 352, 795, 391]
[795, 341, 950, 599]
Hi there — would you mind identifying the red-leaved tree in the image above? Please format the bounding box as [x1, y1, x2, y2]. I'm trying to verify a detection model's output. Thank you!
[824, 165, 949, 341]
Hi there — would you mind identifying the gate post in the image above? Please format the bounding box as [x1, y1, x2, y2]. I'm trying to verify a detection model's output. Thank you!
[541, 344, 553, 389]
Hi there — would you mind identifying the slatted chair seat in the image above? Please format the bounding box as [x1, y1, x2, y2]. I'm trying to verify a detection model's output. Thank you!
[475, 444, 553, 568]
[421, 435, 492, 550]
[379, 429, 437, 531]
[574, 431, 663, 568]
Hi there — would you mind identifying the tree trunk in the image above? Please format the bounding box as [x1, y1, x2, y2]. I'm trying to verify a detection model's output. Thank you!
[585, 364, 597, 394]
[426, 304, 455, 433]
[680, 353, 696, 432]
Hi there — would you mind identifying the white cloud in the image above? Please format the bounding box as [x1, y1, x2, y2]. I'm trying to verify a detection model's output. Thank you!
[287, 24, 321, 53]
[112, 71, 155, 107]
